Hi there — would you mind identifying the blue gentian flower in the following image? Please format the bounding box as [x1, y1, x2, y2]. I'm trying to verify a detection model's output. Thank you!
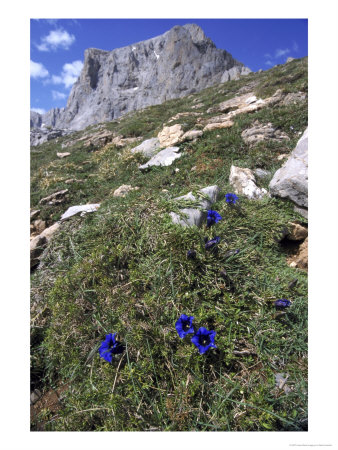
[187, 249, 197, 259]
[274, 299, 292, 309]
[225, 193, 238, 205]
[175, 314, 195, 338]
[98, 333, 124, 363]
[207, 210, 222, 227]
[191, 327, 217, 354]
[205, 236, 221, 250]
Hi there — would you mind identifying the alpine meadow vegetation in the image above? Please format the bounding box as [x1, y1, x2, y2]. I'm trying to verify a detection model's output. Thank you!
[31, 57, 308, 431]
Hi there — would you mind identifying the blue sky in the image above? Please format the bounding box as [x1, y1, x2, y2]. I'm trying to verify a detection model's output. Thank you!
[30, 18, 308, 114]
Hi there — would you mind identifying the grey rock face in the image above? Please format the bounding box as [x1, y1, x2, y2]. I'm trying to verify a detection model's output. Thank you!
[139, 146, 181, 170]
[30, 127, 72, 147]
[30, 111, 42, 128]
[170, 185, 221, 227]
[269, 128, 308, 209]
[32, 24, 250, 131]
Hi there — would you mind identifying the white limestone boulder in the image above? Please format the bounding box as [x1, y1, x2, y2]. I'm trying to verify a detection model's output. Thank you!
[229, 166, 269, 200]
[170, 185, 221, 227]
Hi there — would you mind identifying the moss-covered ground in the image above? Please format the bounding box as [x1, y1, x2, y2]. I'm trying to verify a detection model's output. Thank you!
[31, 57, 308, 431]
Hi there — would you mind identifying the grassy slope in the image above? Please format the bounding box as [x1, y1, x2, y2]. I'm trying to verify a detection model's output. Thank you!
[31, 58, 308, 431]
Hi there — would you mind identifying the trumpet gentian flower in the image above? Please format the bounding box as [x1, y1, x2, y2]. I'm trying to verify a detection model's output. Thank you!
[207, 210, 222, 227]
[225, 193, 238, 205]
[98, 333, 124, 363]
[205, 236, 221, 250]
[191, 327, 217, 354]
[274, 299, 292, 309]
[175, 314, 195, 338]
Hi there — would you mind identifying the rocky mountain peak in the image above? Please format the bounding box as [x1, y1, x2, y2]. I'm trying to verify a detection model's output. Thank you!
[31, 24, 251, 131]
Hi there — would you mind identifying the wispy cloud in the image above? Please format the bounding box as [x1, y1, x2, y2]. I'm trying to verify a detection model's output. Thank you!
[265, 60, 274, 66]
[52, 90, 67, 100]
[45, 19, 59, 26]
[275, 48, 290, 58]
[30, 60, 49, 78]
[36, 28, 75, 51]
[293, 41, 299, 52]
[50, 60, 83, 88]
[31, 107, 46, 114]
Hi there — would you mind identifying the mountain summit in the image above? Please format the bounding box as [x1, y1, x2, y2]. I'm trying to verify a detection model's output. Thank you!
[32, 24, 251, 131]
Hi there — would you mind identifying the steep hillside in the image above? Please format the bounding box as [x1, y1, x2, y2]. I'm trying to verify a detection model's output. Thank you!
[31, 57, 308, 431]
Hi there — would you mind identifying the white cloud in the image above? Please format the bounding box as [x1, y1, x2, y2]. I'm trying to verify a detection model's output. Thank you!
[45, 19, 59, 25]
[265, 60, 274, 66]
[30, 60, 49, 78]
[293, 41, 299, 52]
[51, 60, 83, 89]
[31, 108, 46, 114]
[36, 28, 75, 51]
[264, 53, 272, 58]
[52, 90, 67, 100]
[275, 48, 290, 58]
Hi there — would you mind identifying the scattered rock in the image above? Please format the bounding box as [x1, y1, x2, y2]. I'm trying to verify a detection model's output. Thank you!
[113, 185, 139, 197]
[294, 205, 308, 219]
[40, 222, 61, 241]
[170, 185, 221, 227]
[269, 128, 308, 214]
[57, 152, 71, 158]
[64, 178, 84, 184]
[60, 204, 101, 221]
[191, 102, 204, 109]
[180, 129, 203, 141]
[241, 121, 290, 145]
[30, 222, 61, 268]
[277, 153, 289, 161]
[30, 210, 40, 221]
[202, 90, 286, 127]
[286, 57, 295, 63]
[30, 219, 46, 237]
[207, 92, 259, 114]
[83, 130, 115, 148]
[158, 124, 184, 147]
[131, 137, 160, 157]
[275, 373, 292, 394]
[229, 165, 269, 200]
[139, 146, 181, 170]
[111, 136, 141, 148]
[167, 112, 200, 123]
[254, 168, 271, 179]
[203, 120, 234, 131]
[288, 237, 308, 269]
[281, 92, 307, 106]
[30, 235, 47, 268]
[287, 222, 308, 241]
[30, 389, 42, 405]
[39, 189, 69, 206]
